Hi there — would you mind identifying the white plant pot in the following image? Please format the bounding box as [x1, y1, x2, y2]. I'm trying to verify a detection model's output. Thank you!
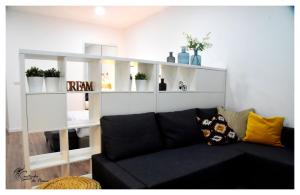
[27, 77, 44, 93]
[45, 77, 60, 92]
[129, 80, 132, 91]
[135, 80, 147, 91]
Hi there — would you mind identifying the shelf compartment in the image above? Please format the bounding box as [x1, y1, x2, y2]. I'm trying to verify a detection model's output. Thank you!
[67, 120, 100, 129]
[30, 152, 67, 170]
[69, 147, 92, 163]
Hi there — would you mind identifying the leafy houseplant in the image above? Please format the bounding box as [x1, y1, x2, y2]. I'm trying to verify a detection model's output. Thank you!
[135, 72, 147, 80]
[135, 72, 147, 91]
[44, 68, 61, 92]
[26, 66, 44, 93]
[44, 68, 60, 77]
[183, 32, 213, 65]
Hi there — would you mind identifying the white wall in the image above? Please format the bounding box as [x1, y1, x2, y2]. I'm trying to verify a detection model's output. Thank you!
[6, 9, 123, 131]
[123, 6, 294, 127]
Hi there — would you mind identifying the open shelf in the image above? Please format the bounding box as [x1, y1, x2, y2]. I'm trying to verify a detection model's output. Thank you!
[30, 152, 67, 171]
[69, 147, 92, 163]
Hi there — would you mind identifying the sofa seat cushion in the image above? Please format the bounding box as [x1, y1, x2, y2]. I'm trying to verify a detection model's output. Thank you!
[116, 144, 244, 188]
[101, 112, 163, 160]
[237, 142, 294, 166]
[92, 154, 146, 189]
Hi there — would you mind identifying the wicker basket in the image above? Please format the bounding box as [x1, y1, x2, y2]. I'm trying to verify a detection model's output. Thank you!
[37, 176, 101, 189]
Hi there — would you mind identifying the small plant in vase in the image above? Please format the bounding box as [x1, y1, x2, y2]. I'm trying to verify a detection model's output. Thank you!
[44, 68, 60, 92]
[135, 72, 147, 91]
[26, 66, 44, 92]
[183, 32, 213, 65]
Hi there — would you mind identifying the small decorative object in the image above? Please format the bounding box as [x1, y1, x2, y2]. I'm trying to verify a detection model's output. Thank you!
[183, 32, 213, 65]
[26, 66, 44, 93]
[135, 72, 147, 91]
[85, 93, 89, 110]
[44, 68, 60, 92]
[67, 81, 94, 91]
[167, 52, 175, 63]
[129, 74, 132, 91]
[178, 46, 189, 64]
[178, 81, 187, 91]
[159, 78, 167, 91]
[101, 72, 112, 89]
[37, 176, 101, 189]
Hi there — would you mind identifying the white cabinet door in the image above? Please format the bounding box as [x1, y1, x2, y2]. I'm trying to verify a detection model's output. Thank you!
[27, 94, 67, 132]
[195, 69, 226, 92]
[157, 92, 225, 112]
[101, 92, 155, 116]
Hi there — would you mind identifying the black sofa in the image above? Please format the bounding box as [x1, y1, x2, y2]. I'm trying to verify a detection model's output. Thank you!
[92, 108, 294, 189]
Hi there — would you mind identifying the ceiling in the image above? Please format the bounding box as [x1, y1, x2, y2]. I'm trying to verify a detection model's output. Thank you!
[9, 6, 167, 29]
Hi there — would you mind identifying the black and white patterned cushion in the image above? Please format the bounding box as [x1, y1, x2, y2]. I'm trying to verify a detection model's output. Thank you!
[196, 114, 238, 145]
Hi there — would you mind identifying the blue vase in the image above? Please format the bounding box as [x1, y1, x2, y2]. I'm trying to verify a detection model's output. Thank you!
[178, 46, 189, 64]
[190, 49, 201, 65]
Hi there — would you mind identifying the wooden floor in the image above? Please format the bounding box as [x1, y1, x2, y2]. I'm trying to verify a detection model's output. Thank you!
[6, 131, 90, 189]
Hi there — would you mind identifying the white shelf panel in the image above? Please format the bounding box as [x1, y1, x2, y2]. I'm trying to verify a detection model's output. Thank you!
[30, 152, 67, 170]
[69, 147, 92, 163]
[101, 90, 154, 93]
[67, 91, 100, 94]
[26, 92, 66, 95]
[20, 49, 226, 71]
[158, 91, 225, 93]
[67, 120, 100, 129]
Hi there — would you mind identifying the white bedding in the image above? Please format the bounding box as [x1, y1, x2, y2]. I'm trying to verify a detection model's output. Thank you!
[68, 110, 90, 138]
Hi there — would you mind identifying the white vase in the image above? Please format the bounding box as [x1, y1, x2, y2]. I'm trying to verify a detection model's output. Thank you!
[45, 77, 60, 92]
[27, 77, 44, 93]
[129, 80, 132, 91]
[135, 80, 147, 91]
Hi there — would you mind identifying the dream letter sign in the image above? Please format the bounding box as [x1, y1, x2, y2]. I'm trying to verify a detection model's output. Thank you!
[67, 81, 94, 91]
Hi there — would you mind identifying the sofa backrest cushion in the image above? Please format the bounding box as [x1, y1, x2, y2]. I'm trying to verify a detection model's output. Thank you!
[281, 126, 294, 150]
[196, 108, 218, 119]
[101, 112, 163, 161]
[156, 109, 204, 148]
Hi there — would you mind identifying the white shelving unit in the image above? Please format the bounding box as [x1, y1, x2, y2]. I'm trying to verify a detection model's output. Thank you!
[19, 49, 226, 188]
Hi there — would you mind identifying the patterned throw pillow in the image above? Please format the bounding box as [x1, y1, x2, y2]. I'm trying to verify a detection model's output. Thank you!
[196, 114, 238, 145]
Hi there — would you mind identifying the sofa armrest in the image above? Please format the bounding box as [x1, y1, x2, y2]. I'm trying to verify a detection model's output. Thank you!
[92, 154, 146, 189]
[281, 127, 294, 150]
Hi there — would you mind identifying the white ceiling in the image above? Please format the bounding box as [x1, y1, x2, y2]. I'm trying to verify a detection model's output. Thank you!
[9, 6, 167, 29]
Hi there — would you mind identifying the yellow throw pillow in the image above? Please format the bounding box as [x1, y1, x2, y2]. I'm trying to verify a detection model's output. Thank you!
[243, 112, 284, 147]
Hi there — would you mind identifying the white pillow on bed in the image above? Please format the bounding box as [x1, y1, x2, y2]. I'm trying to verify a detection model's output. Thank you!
[68, 110, 90, 138]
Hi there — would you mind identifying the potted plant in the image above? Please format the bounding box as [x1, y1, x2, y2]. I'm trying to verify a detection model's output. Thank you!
[183, 32, 213, 65]
[44, 68, 60, 92]
[26, 66, 44, 92]
[135, 72, 147, 91]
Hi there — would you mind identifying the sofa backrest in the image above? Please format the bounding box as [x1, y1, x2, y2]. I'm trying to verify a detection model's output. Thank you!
[100, 108, 293, 161]
[281, 126, 294, 150]
[100, 112, 163, 161]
